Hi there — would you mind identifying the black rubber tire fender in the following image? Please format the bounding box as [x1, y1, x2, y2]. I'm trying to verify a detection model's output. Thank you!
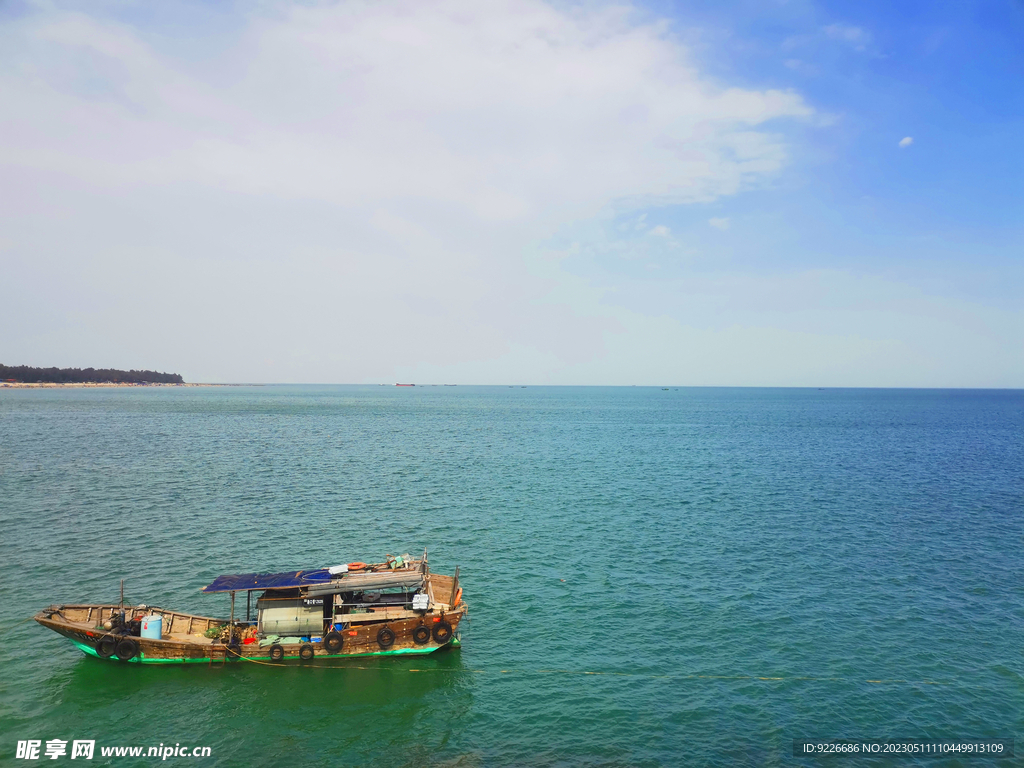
[268, 644, 285, 662]
[376, 626, 396, 649]
[324, 631, 344, 654]
[96, 635, 118, 659]
[411, 625, 431, 645]
[114, 637, 139, 661]
[432, 621, 453, 644]
[299, 643, 315, 661]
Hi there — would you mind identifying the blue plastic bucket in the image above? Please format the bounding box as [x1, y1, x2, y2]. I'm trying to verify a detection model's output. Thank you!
[140, 615, 163, 639]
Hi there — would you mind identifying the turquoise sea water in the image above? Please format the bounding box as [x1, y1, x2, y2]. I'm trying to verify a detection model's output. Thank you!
[0, 386, 1020, 766]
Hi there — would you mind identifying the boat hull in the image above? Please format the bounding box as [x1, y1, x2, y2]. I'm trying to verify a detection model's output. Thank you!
[35, 604, 464, 665]
[63, 635, 460, 664]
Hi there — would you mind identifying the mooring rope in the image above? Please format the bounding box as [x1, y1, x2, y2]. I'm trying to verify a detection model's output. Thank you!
[0, 615, 37, 636]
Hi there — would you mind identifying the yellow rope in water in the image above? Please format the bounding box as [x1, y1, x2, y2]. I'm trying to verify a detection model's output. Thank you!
[0, 615, 38, 636]
[225, 652, 279, 667]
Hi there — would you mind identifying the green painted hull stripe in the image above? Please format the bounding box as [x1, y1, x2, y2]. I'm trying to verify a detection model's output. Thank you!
[68, 638, 459, 664]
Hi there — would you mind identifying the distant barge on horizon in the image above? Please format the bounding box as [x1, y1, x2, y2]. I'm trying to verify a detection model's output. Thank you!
[35, 553, 465, 665]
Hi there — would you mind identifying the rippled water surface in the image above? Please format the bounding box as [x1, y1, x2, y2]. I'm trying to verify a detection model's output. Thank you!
[1, 386, 1021, 766]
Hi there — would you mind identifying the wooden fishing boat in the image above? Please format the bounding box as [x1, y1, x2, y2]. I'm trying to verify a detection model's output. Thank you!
[34, 553, 465, 665]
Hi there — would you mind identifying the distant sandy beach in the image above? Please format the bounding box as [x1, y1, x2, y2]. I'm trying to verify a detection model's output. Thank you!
[0, 382, 226, 389]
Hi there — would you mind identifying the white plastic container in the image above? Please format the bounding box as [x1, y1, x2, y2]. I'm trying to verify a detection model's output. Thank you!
[140, 615, 163, 639]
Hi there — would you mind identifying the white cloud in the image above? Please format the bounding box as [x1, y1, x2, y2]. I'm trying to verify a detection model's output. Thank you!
[0, 0, 815, 383]
[823, 23, 871, 51]
[0, 3, 811, 218]
[648, 225, 671, 237]
[899, 136, 914, 148]
[709, 217, 730, 230]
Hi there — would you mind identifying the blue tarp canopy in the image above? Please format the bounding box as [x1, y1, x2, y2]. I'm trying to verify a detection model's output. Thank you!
[201, 569, 331, 593]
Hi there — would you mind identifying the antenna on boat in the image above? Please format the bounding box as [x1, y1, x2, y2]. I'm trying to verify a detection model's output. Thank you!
[119, 579, 124, 609]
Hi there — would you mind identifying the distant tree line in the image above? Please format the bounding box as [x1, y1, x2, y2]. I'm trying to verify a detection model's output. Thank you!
[0, 364, 185, 384]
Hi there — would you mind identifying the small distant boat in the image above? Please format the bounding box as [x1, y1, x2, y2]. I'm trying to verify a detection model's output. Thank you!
[395, 383, 415, 387]
[35, 553, 465, 665]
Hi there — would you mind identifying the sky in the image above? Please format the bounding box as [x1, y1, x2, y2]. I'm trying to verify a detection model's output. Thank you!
[1, 0, 1022, 386]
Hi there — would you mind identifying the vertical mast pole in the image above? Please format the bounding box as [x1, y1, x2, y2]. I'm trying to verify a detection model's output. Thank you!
[448, 566, 460, 606]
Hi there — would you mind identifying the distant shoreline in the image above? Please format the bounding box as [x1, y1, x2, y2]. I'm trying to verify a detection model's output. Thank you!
[0, 382, 231, 389]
